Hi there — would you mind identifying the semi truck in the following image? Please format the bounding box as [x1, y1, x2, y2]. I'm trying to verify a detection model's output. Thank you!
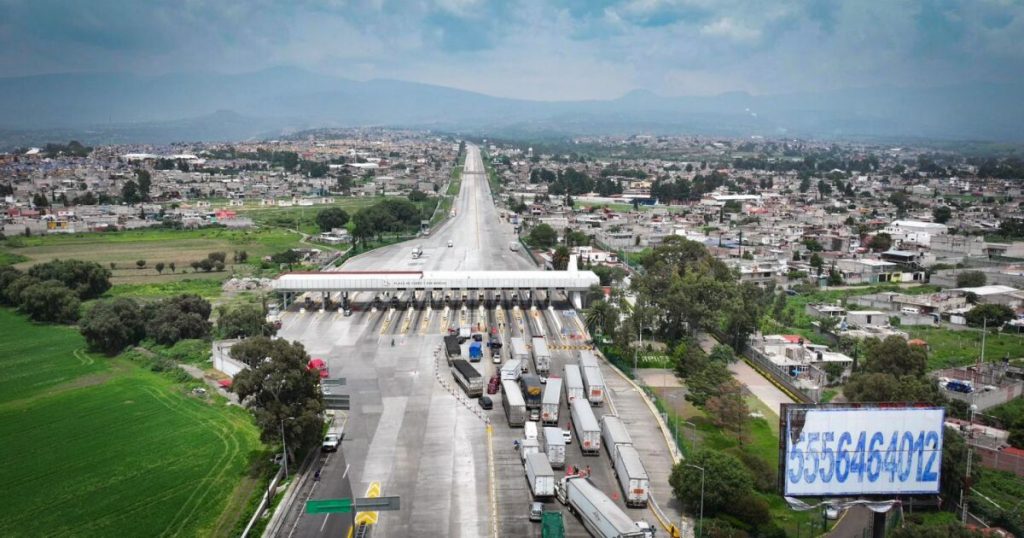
[532, 336, 552, 375]
[555, 476, 655, 538]
[564, 364, 585, 402]
[521, 374, 544, 421]
[600, 415, 633, 461]
[542, 426, 566, 469]
[524, 452, 556, 498]
[443, 334, 461, 365]
[613, 444, 651, 508]
[502, 379, 527, 427]
[510, 337, 531, 365]
[570, 398, 601, 455]
[451, 359, 483, 397]
[520, 437, 541, 462]
[579, 356, 606, 406]
[541, 377, 562, 425]
[501, 359, 523, 381]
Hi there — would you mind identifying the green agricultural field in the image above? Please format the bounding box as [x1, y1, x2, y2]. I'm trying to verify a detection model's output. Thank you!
[1, 227, 305, 284]
[239, 197, 386, 235]
[907, 326, 1024, 370]
[0, 310, 261, 537]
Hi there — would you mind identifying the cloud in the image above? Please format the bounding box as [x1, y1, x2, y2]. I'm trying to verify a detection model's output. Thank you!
[700, 17, 762, 41]
[0, 0, 1021, 101]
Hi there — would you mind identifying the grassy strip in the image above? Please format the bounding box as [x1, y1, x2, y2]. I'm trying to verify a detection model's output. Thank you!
[104, 278, 225, 300]
[908, 325, 1024, 370]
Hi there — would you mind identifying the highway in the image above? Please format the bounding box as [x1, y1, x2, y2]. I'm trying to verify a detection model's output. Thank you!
[277, 145, 660, 537]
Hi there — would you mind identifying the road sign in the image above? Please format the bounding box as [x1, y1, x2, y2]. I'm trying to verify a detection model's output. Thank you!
[355, 496, 400, 511]
[306, 498, 352, 514]
[322, 378, 347, 386]
[323, 395, 350, 410]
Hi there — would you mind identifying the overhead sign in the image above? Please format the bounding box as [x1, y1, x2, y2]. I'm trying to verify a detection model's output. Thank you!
[323, 395, 350, 410]
[306, 499, 352, 514]
[780, 404, 944, 497]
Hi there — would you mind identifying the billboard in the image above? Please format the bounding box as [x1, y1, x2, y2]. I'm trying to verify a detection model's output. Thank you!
[780, 404, 944, 497]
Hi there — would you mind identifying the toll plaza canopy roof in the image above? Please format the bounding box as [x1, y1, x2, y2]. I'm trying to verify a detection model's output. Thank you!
[273, 270, 600, 293]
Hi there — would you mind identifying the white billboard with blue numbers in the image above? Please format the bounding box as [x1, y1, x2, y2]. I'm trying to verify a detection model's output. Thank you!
[781, 405, 945, 497]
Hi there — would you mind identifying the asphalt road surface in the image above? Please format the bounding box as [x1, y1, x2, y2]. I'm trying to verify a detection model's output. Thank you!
[280, 146, 654, 537]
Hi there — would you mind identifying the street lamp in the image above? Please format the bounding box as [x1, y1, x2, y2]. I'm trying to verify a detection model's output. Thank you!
[682, 420, 698, 454]
[633, 322, 648, 379]
[280, 417, 297, 480]
[685, 464, 706, 538]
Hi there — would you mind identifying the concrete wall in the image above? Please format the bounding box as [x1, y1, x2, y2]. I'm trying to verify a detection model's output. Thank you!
[974, 445, 1024, 478]
[212, 340, 246, 378]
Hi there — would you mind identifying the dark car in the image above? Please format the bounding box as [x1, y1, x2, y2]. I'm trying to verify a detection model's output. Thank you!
[479, 396, 493, 410]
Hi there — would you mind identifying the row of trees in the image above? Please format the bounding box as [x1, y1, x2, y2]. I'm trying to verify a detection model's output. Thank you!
[0, 260, 112, 323]
[80, 294, 213, 354]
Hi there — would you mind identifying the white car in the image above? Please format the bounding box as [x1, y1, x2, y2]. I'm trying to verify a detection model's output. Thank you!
[447, 240, 454, 248]
[322, 433, 341, 452]
[562, 429, 572, 444]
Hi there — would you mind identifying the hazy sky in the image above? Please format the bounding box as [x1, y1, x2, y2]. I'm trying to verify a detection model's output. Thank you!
[1, 0, 1022, 100]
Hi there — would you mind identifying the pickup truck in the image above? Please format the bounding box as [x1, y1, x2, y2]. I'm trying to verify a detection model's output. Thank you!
[322, 433, 341, 452]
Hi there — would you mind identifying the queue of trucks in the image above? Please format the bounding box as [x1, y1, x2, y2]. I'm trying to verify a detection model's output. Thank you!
[600, 415, 650, 507]
[441, 324, 653, 536]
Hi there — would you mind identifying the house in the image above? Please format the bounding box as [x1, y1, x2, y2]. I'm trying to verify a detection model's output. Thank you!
[847, 310, 890, 328]
[954, 285, 1024, 309]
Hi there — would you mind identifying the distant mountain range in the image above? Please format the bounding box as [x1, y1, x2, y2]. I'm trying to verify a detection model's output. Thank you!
[0, 66, 1022, 148]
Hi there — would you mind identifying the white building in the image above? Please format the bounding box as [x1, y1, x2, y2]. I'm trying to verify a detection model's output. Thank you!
[882, 220, 948, 247]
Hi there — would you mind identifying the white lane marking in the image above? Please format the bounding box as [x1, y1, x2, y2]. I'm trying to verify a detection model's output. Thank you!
[319, 515, 330, 532]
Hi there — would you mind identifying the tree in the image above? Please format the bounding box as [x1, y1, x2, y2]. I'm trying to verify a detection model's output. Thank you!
[870, 232, 892, 252]
[315, 207, 350, 232]
[862, 335, 928, 377]
[136, 259, 146, 269]
[121, 180, 141, 205]
[552, 246, 570, 270]
[933, 205, 953, 224]
[407, 190, 428, 203]
[706, 379, 748, 443]
[217, 303, 276, 339]
[965, 303, 1014, 328]
[190, 261, 200, 272]
[809, 253, 824, 274]
[584, 300, 618, 340]
[527, 224, 558, 248]
[955, 270, 987, 288]
[19, 280, 80, 323]
[844, 372, 943, 404]
[231, 337, 325, 457]
[233, 250, 248, 263]
[154, 262, 165, 274]
[27, 259, 111, 299]
[708, 344, 737, 364]
[0, 266, 24, 305]
[144, 294, 212, 345]
[134, 169, 152, 201]
[168, 262, 176, 273]
[2, 274, 40, 306]
[207, 251, 227, 264]
[940, 427, 981, 512]
[197, 258, 215, 272]
[591, 265, 626, 286]
[799, 177, 810, 193]
[670, 450, 755, 517]
[80, 298, 145, 355]
[685, 361, 732, 406]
